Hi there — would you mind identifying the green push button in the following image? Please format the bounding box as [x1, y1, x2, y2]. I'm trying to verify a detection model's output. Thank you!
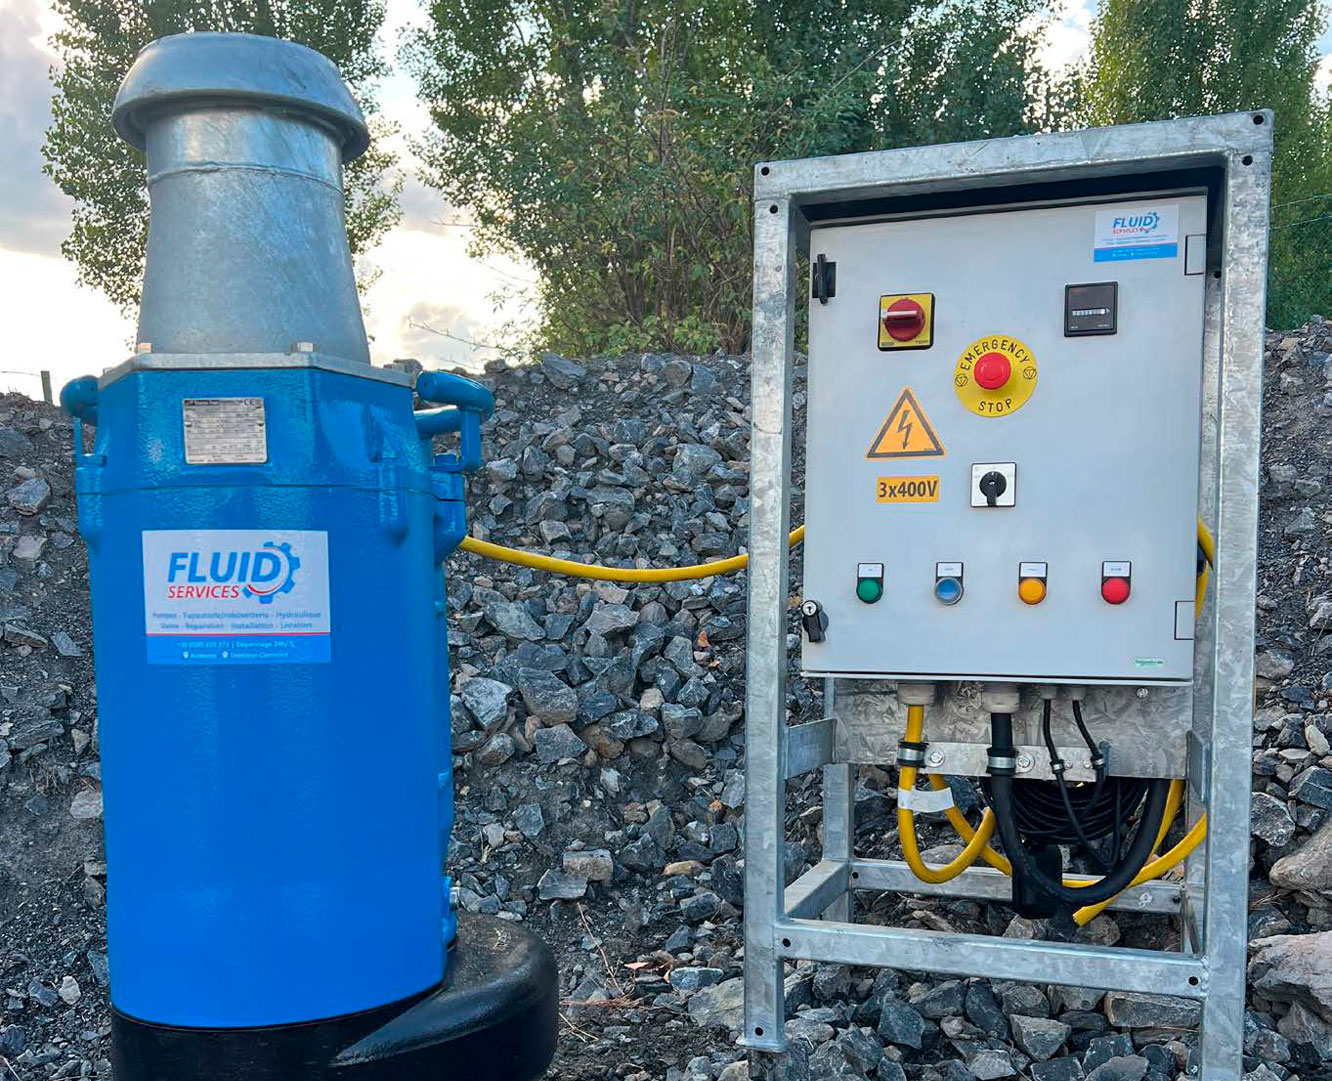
[856, 577, 883, 604]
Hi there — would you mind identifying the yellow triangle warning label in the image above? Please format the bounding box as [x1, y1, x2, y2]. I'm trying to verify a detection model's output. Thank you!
[867, 388, 945, 459]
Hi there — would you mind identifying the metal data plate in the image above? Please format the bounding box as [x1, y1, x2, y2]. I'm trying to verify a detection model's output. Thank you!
[802, 195, 1207, 683]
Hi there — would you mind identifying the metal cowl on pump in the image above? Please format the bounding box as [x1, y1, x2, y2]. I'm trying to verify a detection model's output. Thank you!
[64, 31, 555, 1081]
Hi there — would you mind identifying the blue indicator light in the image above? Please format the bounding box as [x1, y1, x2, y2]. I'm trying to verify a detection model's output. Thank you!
[935, 577, 964, 605]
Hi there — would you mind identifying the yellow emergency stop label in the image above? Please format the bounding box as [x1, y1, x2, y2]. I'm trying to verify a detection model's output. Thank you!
[867, 387, 946, 458]
[954, 334, 1038, 418]
[876, 476, 940, 503]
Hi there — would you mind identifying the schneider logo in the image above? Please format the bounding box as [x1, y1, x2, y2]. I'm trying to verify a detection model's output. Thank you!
[1111, 211, 1160, 235]
[165, 541, 300, 604]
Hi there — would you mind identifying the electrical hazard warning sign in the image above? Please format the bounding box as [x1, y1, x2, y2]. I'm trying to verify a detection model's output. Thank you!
[866, 388, 945, 459]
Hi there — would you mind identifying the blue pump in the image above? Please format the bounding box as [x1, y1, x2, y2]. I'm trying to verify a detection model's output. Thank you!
[63, 32, 555, 1081]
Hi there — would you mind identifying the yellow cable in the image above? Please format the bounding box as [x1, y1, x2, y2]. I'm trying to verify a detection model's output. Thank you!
[1074, 813, 1207, 926]
[457, 526, 804, 582]
[898, 705, 999, 882]
[1195, 517, 1214, 617]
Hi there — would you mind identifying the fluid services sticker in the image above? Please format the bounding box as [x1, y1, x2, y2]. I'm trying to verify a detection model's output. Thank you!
[1093, 204, 1179, 262]
[141, 529, 330, 664]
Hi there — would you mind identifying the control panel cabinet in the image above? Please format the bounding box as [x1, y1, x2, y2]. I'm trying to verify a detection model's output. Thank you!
[802, 195, 1208, 683]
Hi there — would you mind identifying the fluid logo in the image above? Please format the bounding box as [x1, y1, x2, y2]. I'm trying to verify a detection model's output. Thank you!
[165, 541, 301, 604]
[1110, 211, 1161, 235]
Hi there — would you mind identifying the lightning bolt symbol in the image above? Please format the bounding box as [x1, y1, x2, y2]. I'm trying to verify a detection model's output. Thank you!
[897, 410, 914, 450]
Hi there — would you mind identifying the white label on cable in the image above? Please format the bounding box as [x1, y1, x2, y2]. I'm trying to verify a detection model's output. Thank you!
[935, 562, 963, 578]
[183, 397, 267, 464]
[897, 786, 957, 814]
[1018, 561, 1047, 578]
[1102, 560, 1132, 577]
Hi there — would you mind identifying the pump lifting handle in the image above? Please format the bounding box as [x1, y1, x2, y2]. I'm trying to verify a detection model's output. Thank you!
[415, 371, 494, 473]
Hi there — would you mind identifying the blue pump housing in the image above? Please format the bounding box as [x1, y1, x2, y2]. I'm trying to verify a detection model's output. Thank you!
[67, 366, 490, 1028]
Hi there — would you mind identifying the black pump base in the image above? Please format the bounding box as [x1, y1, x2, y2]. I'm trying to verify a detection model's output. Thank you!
[111, 914, 558, 1081]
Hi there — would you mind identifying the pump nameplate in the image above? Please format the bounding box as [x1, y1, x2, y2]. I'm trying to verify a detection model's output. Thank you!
[183, 397, 267, 464]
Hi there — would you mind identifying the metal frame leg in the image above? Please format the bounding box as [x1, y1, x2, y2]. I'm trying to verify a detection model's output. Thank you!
[821, 679, 854, 922]
[742, 195, 798, 1053]
[1197, 147, 1270, 1081]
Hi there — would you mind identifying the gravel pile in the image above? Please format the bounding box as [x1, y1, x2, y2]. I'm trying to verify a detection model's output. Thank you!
[2, 320, 1332, 1080]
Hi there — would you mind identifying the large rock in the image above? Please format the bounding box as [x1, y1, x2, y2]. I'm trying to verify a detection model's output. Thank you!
[1249, 931, 1332, 1020]
[876, 993, 926, 1049]
[1010, 1014, 1071, 1061]
[1101, 992, 1200, 1029]
[1269, 819, 1332, 891]
[687, 976, 744, 1031]
[6, 477, 50, 515]
[517, 668, 577, 725]
[1252, 791, 1297, 847]
[534, 723, 586, 764]
[459, 677, 513, 731]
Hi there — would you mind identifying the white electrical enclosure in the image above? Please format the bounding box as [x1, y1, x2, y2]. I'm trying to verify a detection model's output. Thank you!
[801, 195, 1208, 683]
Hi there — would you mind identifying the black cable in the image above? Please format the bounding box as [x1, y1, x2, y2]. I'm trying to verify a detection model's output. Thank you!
[987, 712, 1172, 907]
[1071, 699, 1104, 779]
[1042, 700, 1111, 874]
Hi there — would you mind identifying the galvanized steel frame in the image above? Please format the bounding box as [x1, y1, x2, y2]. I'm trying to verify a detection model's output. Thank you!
[743, 113, 1271, 1080]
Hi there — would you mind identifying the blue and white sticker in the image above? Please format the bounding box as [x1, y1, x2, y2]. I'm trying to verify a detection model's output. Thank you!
[1093, 204, 1179, 262]
[142, 529, 331, 664]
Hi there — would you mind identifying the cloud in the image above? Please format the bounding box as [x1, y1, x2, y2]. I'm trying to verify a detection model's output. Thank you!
[0, 0, 75, 256]
[1025, 0, 1093, 74]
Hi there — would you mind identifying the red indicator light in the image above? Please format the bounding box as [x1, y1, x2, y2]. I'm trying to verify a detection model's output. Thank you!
[974, 351, 1011, 390]
[1101, 577, 1131, 605]
[882, 298, 926, 342]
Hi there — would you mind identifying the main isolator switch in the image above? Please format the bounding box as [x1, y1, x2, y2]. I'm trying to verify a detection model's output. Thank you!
[1018, 561, 1048, 605]
[1101, 561, 1132, 604]
[855, 563, 885, 604]
[878, 293, 934, 350]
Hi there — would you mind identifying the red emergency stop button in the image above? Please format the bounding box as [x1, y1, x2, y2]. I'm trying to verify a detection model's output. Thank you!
[883, 298, 925, 342]
[974, 352, 1012, 390]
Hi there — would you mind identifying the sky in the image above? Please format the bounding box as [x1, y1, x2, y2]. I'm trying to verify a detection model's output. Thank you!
[0, 0, 1329, 398]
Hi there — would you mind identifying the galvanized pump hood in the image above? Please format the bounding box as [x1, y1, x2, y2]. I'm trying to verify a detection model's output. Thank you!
[112, 32, 375, 368]
[113, 32, 370, 160]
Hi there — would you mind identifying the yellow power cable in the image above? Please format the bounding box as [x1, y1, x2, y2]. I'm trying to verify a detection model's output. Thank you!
[898, 705, 1001, 882]
[1072, 814, 1207, 925]
[457, 526, 805, 582]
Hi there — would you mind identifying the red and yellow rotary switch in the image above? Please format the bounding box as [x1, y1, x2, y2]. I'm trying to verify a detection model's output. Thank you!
[878, 293, 934, 350]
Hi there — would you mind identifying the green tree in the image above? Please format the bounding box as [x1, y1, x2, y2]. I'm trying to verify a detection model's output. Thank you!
[405, 0, 1055, 356]
[43, 1, 401, 311]
[1085, 0, 1331, 327]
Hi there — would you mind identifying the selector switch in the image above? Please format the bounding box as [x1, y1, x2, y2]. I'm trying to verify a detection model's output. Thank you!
[971, 463, 1017, 508]
[856, 562, 884, 604]
[1101, 561, 1132, 604]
